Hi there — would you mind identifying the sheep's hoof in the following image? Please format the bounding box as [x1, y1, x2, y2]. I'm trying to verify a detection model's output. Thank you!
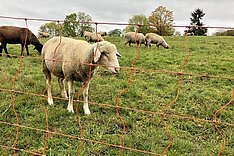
[67, 107, 74, 113]
[84, 109, 91, 115]
[63, 95, 68, 99]
[61, 92, 68, 99]
[85, 112, 91, 115]
[48, 98, 54, 105]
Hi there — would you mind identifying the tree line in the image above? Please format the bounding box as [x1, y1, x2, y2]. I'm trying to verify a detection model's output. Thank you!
[213, 29, 234, 36]
[39, 6, 176, 37]
[39, 12, 94, 37]
[39, 6, 230, 37]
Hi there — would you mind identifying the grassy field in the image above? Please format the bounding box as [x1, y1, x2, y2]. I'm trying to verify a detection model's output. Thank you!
[0, 36, 234, 156]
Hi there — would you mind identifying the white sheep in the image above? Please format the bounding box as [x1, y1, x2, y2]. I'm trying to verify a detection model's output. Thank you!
[100, 31, 107, 39]
[38, 32, 50, 38]
[145, 33, 169, 49]
[84, 31, 104, 43]
[42, 37, 121, 115]
[124, 32, 146, 47]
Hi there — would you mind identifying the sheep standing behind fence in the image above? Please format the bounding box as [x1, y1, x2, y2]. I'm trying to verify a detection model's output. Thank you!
[42, 37, 121, 114]
[84, 31, 104, 43]
[145, 33, 170, 49]
[38, 32, 50, 38]
[124, 32, 146, 47]
[100, 32, 107, 39]
[0, 26, 43, 57]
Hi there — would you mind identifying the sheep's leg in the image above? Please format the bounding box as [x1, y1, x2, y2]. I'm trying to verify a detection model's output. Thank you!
[156, 43, 160, 48]
[3, 44, 10, 57]
[0, 45, 2, 56]
[82, 82, 91, 115]
[147, 42, 150, 48]
[124, 41, 128, 46]
[136, 41, 139, 48]
[26, 45, 29, 56]
[46, 79, 54, 105]
[43, 61, 53, 105]
[67, 80, 75, 113]
[21, 44, 29, 56]
[58, 78, 68, 98]
[147, 41, 151, 48]
[0, 39, 3, 56]
[21, 44, 24, 56]
[129, 42, 131, 47]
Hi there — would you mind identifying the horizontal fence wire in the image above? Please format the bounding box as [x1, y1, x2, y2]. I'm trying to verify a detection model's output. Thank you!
[0, 15, 233, 156]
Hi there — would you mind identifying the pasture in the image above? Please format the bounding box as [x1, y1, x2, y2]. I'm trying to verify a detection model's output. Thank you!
[0, 36, 234, 155]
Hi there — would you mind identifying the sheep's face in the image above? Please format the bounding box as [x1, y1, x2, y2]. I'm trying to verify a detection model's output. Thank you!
[34, 43, 43, 54]
[94, 42, 121, 74]
[163, 43, 170, 49]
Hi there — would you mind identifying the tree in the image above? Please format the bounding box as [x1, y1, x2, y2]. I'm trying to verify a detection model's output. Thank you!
[38, 22, 60, 36]
[62, 13, 78, 37]
[125, 14, 150, 34]
[213, 29, 234, 36]
[76, 12, 94, 36]
[108, 29, 122, 37]
[62, 12, 94, 37]
[188, 8, 207, 36]
[148, 6, 175, 36]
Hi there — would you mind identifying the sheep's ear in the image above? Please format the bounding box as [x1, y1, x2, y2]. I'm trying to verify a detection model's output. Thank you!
[93, 47, 101, 63]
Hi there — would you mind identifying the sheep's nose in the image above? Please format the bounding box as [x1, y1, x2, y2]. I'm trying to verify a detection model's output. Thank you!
[111, 67, 120, 74]
[108, 66, 120, 74]
[115, 68, 120, 74]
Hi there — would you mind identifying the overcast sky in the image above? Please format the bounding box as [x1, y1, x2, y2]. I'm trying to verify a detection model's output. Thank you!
[1, 0, 234, 35]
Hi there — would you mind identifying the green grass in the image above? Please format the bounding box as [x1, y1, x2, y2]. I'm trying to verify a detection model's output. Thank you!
[0, 36, 234, 155]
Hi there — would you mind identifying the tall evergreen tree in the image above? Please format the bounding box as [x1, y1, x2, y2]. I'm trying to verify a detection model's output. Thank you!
[188, 8, 207, 36]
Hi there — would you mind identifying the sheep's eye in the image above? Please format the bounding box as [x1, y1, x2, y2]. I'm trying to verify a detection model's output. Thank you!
[102, 52, 108, 57]
[116, 54, 121, 57]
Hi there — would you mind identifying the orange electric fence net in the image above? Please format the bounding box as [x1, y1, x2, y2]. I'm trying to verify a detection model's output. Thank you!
[0, 16, 234, 156]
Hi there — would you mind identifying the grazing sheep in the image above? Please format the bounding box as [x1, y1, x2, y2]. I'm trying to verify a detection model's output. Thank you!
[0, 26, 43, 57]
[84, 31, 104, 43]
[38, 32, 50, 38]
[124, 32, 145, 47]
[100, 31, 107, 39]
[145, 33, 169, 49]
[42, 37, 121, 114]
